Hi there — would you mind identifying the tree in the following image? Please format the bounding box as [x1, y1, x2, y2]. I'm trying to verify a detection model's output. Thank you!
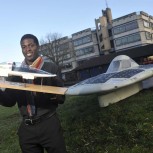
[39, 33, 74, 67]
[39, 33, 77, 83]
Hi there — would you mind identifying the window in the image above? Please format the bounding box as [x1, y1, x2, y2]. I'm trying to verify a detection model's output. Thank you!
[113, 27, 120, 35]
[144, 21, 150, 28]
[110, 40, 114, 48]
[126, 21, 138, 31]
[58, 43, 69, 51]
[75, 46, 94, 57]
[84, 47, 93, 54]
[115, 39, 122, 46]
[63, 54, 71, 60]
[58, 53, 71, 62]
[133, 33, 141, 41]
[76, 50, 84, 56]
[151, 23, 153, 29]
[113, 21, 138, 35]
[115, 33, 141, 46]
[128, 35, 134, 43]
[119, 26, 126, 33]
[122, 37, 128, 45]
[99, 34, 103, 42]
[108, 29, 112, 37]
[61, 63, 72, 70]
[97, 23, 101, 31]
[145, 32, 152, 40]
[83, 36, 91, 43]
[73, 35, 92, 46]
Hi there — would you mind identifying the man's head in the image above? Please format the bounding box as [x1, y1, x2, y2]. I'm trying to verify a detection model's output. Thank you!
[20, 34, 39, 65]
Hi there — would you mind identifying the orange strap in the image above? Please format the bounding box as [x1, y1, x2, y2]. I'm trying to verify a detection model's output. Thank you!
[31, 56, 43, 69]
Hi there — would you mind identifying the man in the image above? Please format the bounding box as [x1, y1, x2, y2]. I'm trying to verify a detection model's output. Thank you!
[0, 34, 67, 153]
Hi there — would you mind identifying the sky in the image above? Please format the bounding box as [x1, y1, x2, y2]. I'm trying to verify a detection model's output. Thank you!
[0, 0, 152, 63]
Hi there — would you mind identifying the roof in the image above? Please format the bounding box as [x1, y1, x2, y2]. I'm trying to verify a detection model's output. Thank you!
[75, 44, 153, 70]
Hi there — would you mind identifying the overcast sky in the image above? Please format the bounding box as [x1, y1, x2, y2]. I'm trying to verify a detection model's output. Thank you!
[0, 0, 152, 62]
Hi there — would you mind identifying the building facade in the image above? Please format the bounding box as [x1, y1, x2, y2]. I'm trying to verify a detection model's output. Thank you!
[112, 11, 153, 51]
[40, 8, 153, 84]
[95, 8, 153, 53]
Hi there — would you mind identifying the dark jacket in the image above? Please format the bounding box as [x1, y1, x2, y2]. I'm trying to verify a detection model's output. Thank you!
[0, 61, 65, 118]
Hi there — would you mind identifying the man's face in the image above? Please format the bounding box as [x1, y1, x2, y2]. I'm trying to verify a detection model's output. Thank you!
[21, 38, 39, 64]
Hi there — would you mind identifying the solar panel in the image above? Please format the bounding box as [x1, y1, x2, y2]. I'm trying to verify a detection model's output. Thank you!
[75, 69, 144, 85]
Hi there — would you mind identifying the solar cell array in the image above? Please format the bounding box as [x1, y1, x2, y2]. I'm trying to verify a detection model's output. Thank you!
[75, 69, 144, 85]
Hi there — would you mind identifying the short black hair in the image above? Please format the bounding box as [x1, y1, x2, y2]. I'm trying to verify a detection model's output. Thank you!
[20, 34, 39, 45]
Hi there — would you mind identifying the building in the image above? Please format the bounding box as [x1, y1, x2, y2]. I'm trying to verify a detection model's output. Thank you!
[39, 28, 100, 84]
[40, 7, 153, 85]
[75, 44, 153, 81]
[71, 28, 100, 66]
[95, 8, 153, 53]
[95, 8, 113, 54]
[113, 11, 153, 51]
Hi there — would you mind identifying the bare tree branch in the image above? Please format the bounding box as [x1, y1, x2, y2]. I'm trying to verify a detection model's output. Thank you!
[39, 33, 64, 65]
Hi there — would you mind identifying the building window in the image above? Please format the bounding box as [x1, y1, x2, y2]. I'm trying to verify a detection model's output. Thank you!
[145, 32, 152, 40]
[75, 50, 84, 57]
[73, 35, 92, 46]
[110, 40, 114, 48]
[143, 20, 150, 28]
[119, 26, 126, 33]
[149, 22, 153, 29]
[61, 63, 72, 70]
[75, 46, 94, 57]
[59, 53, 71, 62]
[113, 21, 138, 35]
[151, 23, 153, 29]
[58, 43, 69, 51]
[108, 29, 112, 37]
[99, 34, 103, 42]
[63, 53, 71, 60]
[115, 39, 122, 46]
[128, 35, 134, 43]
[133, 33, 141, 41]
[122, 37, 128, 45]
[115, 33, 141, 47]
[126, 21, 138, 30]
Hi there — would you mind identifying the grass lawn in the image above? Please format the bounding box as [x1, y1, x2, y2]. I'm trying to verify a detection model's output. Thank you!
[0, 106, 21, 153]
[0, 88, 153, 153]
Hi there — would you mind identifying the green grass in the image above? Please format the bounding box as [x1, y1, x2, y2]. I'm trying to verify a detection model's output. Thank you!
[0, 106, 21, 153]
[1, 89, 153, 153]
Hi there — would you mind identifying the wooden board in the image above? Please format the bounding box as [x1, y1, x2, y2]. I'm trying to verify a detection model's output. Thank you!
[0, 80, 68, 95]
